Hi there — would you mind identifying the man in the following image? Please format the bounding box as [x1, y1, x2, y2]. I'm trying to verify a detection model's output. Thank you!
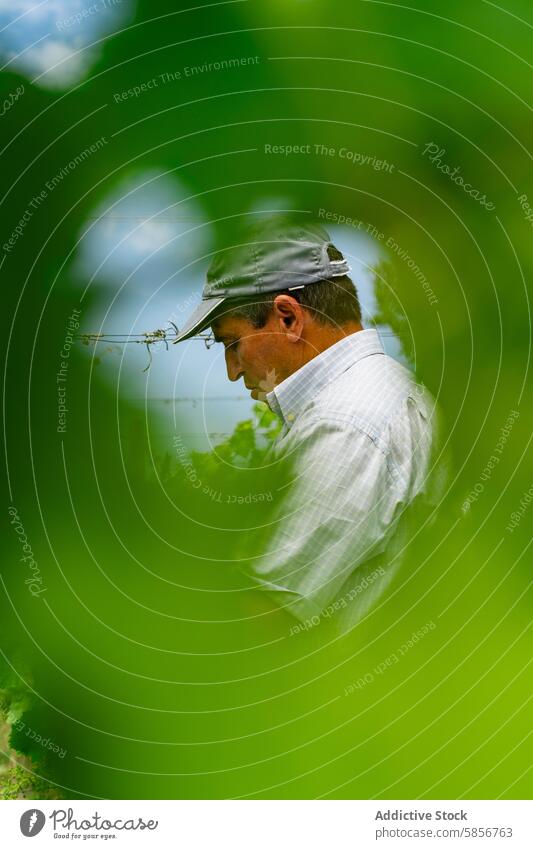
[174, 215, 443, 633]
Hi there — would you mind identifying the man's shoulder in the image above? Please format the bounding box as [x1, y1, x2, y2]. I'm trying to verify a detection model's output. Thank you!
[307, 352, 427, 438]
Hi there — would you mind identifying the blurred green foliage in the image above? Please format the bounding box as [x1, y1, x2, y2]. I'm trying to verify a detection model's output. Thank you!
[1, 0, 531, 799]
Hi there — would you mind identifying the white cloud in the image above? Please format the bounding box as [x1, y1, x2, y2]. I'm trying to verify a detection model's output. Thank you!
[22, 38, 92, 85]
[0, 0, 134, 89]
[75, 170, 210, 288]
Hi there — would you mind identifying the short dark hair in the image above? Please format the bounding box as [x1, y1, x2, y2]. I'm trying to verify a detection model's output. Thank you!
[221, 246, 361, 329]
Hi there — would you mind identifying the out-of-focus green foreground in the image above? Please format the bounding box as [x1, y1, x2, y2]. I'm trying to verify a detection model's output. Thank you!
[1, 0, 531, 799]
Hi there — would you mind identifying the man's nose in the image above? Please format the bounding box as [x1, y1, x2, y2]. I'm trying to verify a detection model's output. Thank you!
[225, 350, 244, 382]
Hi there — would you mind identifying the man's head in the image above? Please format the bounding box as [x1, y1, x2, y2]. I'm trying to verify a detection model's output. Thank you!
[174, 216, 363, 398]
[212, 256, 362, 399]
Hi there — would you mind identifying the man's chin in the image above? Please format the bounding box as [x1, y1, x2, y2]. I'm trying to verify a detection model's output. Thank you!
[250, 388, 259, 400]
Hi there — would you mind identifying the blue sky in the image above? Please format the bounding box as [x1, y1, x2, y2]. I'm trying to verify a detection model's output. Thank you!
[0, 0, 133, 87]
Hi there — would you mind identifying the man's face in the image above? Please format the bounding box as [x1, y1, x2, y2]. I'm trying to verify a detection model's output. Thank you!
[211, 313, 293, 400]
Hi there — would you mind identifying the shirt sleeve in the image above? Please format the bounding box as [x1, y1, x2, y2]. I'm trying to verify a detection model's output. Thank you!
[240, 414, 405, 623]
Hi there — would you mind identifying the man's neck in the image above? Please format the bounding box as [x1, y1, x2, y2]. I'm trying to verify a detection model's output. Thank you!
[301, 321, 363, 362]
[267, 323, 367, 415]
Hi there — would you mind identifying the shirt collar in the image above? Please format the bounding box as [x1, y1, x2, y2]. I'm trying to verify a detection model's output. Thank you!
[266, 329, 385, 430]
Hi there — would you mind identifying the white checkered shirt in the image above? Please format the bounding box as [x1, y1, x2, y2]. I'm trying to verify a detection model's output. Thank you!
[245, 329, 444, 633]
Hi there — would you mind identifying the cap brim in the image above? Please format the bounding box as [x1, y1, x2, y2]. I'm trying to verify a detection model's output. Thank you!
[172, 297, 226, 343]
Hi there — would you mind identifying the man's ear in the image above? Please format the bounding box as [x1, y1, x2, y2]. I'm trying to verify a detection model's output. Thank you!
[272, 294, 305, 341]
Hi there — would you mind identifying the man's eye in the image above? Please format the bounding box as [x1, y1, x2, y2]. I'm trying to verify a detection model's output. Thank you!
[224, 340, 238, 351]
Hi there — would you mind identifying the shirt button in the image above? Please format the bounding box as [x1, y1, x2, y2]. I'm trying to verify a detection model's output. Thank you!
[287, 413, 295, 422]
